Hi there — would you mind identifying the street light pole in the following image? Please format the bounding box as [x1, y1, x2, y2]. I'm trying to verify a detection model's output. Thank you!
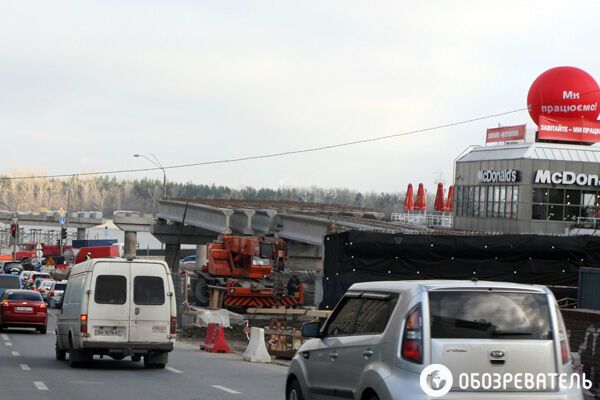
[0, 201, 18, 260]
[134, 154, 167, 199]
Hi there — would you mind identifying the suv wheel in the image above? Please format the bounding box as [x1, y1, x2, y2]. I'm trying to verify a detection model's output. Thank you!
[286, 379, 304, 400]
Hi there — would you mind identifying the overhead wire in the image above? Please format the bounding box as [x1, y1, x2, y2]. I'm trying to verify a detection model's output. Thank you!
[2, 106, 529, 180]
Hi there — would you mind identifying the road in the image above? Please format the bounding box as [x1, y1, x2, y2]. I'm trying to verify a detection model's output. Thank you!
[0, 310, 286, 400]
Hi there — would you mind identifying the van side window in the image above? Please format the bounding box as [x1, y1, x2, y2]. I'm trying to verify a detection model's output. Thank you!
[324, 297, 362, 336]
[94, 275, 127, 305]
[354, 297, 397, 335]
[134, 276, 165, 305]
[64, 274, 84, 305]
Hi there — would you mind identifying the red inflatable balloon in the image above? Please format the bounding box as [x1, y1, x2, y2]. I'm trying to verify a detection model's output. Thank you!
[527, 66, 600, 124]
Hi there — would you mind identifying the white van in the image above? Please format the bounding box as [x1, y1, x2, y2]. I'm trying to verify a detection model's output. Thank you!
[55, 258, 176, 368]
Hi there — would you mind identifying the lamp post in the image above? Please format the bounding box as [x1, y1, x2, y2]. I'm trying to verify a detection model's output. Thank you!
[134, 153, 167, 198]
[0, 201, 18, 260]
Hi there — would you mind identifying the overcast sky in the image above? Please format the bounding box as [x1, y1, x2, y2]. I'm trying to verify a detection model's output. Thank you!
[1, 1, 599, 193]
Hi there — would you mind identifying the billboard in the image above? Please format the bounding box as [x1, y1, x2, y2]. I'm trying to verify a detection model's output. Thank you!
[528, 67, 600, 143]
[537, 115, 600, 143]
[486, 124, 526, 143]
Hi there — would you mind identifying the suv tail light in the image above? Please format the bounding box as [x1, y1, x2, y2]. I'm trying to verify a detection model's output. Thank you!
[557, 308, 571, 364]
[401, 304, 423, 364]
[170, 316, 177, 334]
[80, 314, 88, 334]
[49, 290, 54, 297]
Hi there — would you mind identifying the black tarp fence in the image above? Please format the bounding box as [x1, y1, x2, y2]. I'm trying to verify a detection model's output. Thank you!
[320, 230, 600, 309]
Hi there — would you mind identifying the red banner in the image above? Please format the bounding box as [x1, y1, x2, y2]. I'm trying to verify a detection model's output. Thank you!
[486, 125, 526, 143]
[538, 116, 600, 143]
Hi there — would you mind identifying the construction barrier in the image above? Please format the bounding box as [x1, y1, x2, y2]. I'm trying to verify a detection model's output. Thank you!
[200, 323, 230, 353]
[243, 327, 272, 363]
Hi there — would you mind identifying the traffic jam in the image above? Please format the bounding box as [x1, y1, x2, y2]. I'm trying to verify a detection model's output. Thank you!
[2, 3, 600, 400]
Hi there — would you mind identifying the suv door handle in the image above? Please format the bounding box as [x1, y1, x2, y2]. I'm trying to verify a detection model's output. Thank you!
[329, 352, 338, 359]
[135, 307, 140, 315]
[363, 350, 374, 358]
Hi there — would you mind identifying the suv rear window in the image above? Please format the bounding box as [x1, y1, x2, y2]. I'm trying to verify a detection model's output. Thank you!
[429, 291, 552, 340]
[94, 275, 127, 305]
[6, 291, 42, 301]
[0, 276, 20, 289]
[54, 283, 67, 291]
[134, 276, 165, 305]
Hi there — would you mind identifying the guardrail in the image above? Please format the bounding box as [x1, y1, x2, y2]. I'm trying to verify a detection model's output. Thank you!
[391, 212, 454, 228]
[576, 217, 600, 229]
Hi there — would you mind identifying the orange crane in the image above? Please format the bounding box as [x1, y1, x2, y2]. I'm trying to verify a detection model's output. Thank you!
[189, 235, 304, 309]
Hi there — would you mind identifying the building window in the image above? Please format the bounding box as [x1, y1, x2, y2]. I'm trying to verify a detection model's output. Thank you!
[457, 185, 519, 220]
[512, 187, 519, 219]
[487, 186, 494, 218]
[531, 187, 600, 222]
[456, 186, 463, 216]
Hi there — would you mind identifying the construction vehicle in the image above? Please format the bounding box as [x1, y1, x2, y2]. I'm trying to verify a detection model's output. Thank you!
[188, 235, 304, 309]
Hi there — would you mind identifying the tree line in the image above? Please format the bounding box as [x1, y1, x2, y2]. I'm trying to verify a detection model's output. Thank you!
[0, 175, 436, 218]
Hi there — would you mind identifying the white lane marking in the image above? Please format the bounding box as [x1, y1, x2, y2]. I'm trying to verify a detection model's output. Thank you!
[11, 351, 20, 356]
[4, 342, 12, 347]
[70, 381, 106, 384]
[212, 385, 241, 394]
[20, 364, 31, 371]
[1, 334, 8, 340]
[34, 381, 48, 391]
[166, 366, 183, 374]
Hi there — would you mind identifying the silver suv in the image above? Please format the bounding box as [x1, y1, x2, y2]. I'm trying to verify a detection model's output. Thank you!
[286, 280, 583, 400]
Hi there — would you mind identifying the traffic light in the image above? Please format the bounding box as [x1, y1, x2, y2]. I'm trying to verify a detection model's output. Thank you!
[61, 227, 67, 240]
[10, 223, 17, 238]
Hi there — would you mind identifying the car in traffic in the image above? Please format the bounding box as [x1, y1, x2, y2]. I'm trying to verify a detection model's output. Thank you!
[0, 289, 47, 333]
[48, 280, 67, 309]
[20, 271, 32, 286]
[56, 258, 176, 368]
[34, 279, 55, 301]
[1, 261, 23, 275]
[25, 272, 52, 289]
[287, 280, 583, 400]
[0, 274, 22, 297]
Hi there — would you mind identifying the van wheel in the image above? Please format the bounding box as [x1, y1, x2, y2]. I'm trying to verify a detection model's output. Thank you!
[144, 352, 168, 369]
[132, 355, 142, 362]
[38, 326, 47, 334]
[55, 340, 66, 361]
[68, 340, 89, 367]
[286, 379, 304, 400]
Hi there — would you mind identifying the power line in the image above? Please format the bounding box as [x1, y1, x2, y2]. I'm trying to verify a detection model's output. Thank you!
[2, 106, 528, 180]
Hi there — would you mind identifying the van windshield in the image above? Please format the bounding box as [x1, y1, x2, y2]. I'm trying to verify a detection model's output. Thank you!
[429, 291, 552, 340]
[0, 276, 20, 289]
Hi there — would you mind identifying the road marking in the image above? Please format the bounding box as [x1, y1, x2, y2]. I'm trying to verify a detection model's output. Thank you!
[20, 364, 31, 371]
[212, 385, 241, 394]
[4, 342, 12, 347]
[34, 382, 48, 391]
[11, 351, 20, 356]
[1, 334, 8, 340]
[166, 366, 183, 374]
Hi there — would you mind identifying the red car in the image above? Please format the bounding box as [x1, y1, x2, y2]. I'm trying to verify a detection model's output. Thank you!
[0, 290, 47, 334]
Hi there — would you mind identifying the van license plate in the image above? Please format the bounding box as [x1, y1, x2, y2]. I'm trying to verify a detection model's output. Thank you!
[94, 327, 124, 336]
[16, 307, 33, 312]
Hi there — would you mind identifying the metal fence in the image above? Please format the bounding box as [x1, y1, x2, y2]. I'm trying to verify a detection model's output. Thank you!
[0, 228, 76, 251]
[576, 217, 600, 229]
[391, 212, 454, 228]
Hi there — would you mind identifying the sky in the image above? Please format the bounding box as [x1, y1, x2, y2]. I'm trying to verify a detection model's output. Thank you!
[1, 1, 600, 193]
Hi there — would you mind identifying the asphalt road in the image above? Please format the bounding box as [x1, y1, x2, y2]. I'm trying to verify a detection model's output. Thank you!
[0, 310, 286, 400]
